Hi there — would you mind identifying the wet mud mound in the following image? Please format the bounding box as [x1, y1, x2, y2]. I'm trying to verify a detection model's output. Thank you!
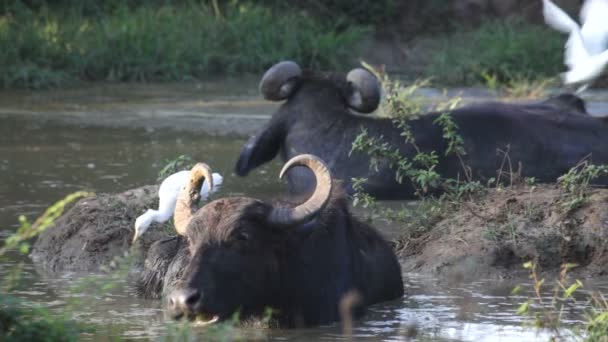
[399, 185, 608, 279]
[31, 185, 171, 272]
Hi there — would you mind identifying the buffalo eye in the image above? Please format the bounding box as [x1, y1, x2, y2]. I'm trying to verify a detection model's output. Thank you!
[236, 231, 250, 241]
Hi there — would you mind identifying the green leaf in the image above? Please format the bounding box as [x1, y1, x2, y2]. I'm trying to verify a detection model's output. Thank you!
[18, 243, 30, 255]
[516, 301, 530, 315]
[511, 285, 523, 295]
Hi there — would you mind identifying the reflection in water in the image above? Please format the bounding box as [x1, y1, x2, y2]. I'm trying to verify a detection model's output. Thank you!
[0, 113, 601, 341]
[0, 260, 592, 341]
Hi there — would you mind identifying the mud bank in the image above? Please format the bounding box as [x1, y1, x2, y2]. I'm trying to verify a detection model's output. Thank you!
[31, 185, 171, 272]
[399, 185, 608, 280]
[32, 180, 608, 280]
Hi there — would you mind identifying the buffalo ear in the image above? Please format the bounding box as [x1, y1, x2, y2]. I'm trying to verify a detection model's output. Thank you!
[260, 61, 302, 101]
[235, 120, 285, 176]
[345, 68, 381, 114]
[543, 93, 587, 114]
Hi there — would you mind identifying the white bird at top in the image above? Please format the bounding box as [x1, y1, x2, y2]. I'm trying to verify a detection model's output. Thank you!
[542, 0, 608, 92]
[133, 170, 223, 243]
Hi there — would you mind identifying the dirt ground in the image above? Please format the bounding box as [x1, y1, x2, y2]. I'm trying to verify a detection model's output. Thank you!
[32, 179, 608, 280]
[398, 184, 608, 280]
[31, 185, 172, 272]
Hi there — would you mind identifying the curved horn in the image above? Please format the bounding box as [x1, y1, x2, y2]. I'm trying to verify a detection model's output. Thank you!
[346, 68, 381, 113]
[173, 163, 213, 236]
[259, 61, 302, 101]
[268, 154, 332, 226]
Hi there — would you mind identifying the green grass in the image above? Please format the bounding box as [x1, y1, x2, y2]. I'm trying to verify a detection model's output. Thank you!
[0, 296, 83, 342]
[427, 20, 564, 86]
[0, 2, 368, 88]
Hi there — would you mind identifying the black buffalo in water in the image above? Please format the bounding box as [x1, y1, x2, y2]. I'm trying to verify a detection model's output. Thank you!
[137, 154, 403, 327]
[235, 61, 608, 199]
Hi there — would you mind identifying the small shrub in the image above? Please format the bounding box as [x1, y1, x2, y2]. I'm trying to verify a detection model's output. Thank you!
[157, 154, 196, 183]
[557, 160, 608, 212]
[513, 262, 608, 341]
[349, 67, 487, 246]
[513, 262, 579, 338]
[586, 294, 608, 342]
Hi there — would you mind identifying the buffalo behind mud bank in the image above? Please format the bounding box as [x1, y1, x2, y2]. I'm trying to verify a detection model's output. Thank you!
[236, 61, 608, 199]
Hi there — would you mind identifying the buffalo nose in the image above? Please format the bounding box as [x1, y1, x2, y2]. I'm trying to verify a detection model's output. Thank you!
[168, 288, 201, 315]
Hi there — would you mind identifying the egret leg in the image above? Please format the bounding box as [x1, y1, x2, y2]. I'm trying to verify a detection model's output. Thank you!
[575, 84, 589, 94]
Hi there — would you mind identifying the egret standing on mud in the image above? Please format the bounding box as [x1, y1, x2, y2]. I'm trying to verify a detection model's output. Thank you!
[542, 0, 608, 92]
[133, 169, 222, 242]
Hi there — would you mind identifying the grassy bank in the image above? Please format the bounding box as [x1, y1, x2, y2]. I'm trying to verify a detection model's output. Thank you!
[0, 2, 367, 88]
[0, 2, 572, 90]
[426, 20, 564, 86]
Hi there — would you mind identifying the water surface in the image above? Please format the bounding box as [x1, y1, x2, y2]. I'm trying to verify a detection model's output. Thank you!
[2, 83, 608, 341]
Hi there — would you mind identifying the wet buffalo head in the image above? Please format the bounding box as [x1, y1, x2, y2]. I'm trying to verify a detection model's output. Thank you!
[235, 61, 381, 178]
[167, 154, 332, 323]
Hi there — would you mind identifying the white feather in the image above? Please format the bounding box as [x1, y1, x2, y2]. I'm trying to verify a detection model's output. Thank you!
[564, 29, 589, 69]
[543, 0, 579, 33]
[580, 0, 608, 55]
[561, 50, 608, 91]
[133, 171, 223, 242]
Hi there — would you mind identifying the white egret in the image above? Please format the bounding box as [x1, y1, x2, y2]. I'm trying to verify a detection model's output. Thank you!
[133, 169, 223, 243]
[542, 0, 608, 92]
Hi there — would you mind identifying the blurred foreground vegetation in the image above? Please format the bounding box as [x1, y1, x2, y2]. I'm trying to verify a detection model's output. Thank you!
[0, 192, 91, 341]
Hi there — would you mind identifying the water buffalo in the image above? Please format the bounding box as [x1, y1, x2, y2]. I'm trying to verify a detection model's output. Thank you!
[136, 154, 404, 327]
[235, 61, 608, 199]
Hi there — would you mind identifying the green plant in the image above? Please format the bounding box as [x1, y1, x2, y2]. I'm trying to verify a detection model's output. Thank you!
[557, 160, 608, 212]
[350, 70, 472, 197]
[483, 71, 556, 99]
[502, 77, 557, 99]
[0, 191, 92, 257]
[586, 293, 608, 342]
[362, 61, 431, 119]
[513, 262, 582, 340]
[353, 65, 467, 195]
[157, 154, 196, 182]
[349, 69, 493, 250]
[0, 192, 93, 341]
[350, 126, 441, 196]
[511, 261, 608, 341]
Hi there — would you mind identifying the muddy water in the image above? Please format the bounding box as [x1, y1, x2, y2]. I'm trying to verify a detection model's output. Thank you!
[2, 83, 608, 341]
[0, 118, 284, 231]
